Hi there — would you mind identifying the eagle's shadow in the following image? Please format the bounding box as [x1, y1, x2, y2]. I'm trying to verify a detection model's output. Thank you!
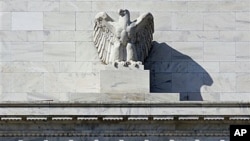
[144, 42, 213, 101]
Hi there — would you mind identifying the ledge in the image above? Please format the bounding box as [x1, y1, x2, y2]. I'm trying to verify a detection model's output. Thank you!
[0, 101, 250, 107]
[0, 101, 249, 117]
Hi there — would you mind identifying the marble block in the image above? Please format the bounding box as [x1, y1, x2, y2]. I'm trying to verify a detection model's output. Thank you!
[100, 67, 149, 94]
[12, 12, 43, 30]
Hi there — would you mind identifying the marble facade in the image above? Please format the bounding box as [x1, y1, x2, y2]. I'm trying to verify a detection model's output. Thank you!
[1, 0, 250, 140]
[0, 0, 249, 101]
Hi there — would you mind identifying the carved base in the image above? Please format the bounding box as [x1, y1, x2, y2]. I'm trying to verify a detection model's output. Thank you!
[100, 69, 150, 94]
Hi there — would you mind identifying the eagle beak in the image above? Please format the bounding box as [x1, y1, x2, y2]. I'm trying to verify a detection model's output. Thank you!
[118, 9, 125, 16]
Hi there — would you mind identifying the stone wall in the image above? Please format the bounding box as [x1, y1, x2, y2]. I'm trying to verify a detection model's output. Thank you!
[0, 0, 250, 101]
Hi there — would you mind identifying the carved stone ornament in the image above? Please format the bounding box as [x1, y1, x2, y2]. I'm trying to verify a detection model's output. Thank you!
[94, 9, 154, 67]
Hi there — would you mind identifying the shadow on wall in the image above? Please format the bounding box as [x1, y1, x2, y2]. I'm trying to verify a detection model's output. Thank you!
[144, 42, 213, 101]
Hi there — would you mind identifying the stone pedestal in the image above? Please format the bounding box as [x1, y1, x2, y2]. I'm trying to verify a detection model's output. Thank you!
[100, 64, 149, 94]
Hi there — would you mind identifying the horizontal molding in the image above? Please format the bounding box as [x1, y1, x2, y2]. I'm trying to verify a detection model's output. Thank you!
[0, 116, 248, 121]
[0, 130, 229, 137]
[0, 102, 250, 117]
[0, 101, 250, 108]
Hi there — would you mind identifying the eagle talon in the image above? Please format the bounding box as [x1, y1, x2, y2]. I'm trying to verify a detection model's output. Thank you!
[113, 61, 130, 67]
[125, 61, 131, 66]
[113, 62, 119, 68]
[127, 61, 142, 68]
[120, 61, 128, 67]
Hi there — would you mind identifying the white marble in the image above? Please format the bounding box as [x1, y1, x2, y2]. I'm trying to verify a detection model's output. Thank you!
[0, 73, 43, 93]
[100, 93, 145, 102]
[0, 102, 249, 116]
[145, 93, 179, 102]
[104, 63, 144, 70]
[236, 12, 250, 30]
[201, 92, 220, 101]
[11, 42, 43, 61]
[12, 12, 43, 30]
[76, 12, 93, 30]
[75, 72, 100, 93]
[0, 0, 250, 103]
[202, 73, 236, 93]
[43, 31, 60, 41]
[60, 1, 91, 12]
[44, 42, 75, 61]
[28, 1, 59, 12]
[172, 13, 203, 30]
[76, 42, 99, 61]
[0, 73, 12, 93]
[221, 93, 250, 102]
[236, 73, 250, 92]
[0, 12, 11, 30]
[153, 31, 220, 42]
[1, 1, 250, 140]
[184, 31, 220, 42]
[204, 42, 235, 61]
[27, 31, 44, 41]
[94, 9, 153, 65]
[170, 42, 203, 62]
[44, 12, 75, 30]
[220, 62, 250, 73]
[204, 13, 236, 30]
[69, 93, 101, 102]
[219, 1, 250, 11]
[124, 1, 187, 12]
[220, 31, 250, 42]
[59, 62, 93, 73]
[92, 1, 124, 11]
[44, 72, 100, 93]
[42, 31, 93, 42]
[0, 0, 27, 12]
[100, 69, 149, 94]
[0, 62, 59, 73]
[153, 12, 172, 31]
[0, 93, 28, 101]
[0, 42, 11, 61]
[0, 31, 27, 42]
[58, 31, 76, 42]
[74, 31, 93, 41]
[5, 92, 175, 102]
[188, 1, 220, 12]
[236, 42, 250, 61]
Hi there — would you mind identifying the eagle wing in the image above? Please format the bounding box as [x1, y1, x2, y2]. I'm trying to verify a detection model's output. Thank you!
[133, 13, 154, 63]
[93, 12, 117, 64]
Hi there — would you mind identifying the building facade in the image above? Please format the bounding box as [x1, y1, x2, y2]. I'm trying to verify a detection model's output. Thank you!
[0, 0, 250, 140]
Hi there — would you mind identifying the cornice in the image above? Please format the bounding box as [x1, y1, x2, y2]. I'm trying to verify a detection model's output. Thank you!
[0, 101, 250, 118]
[0, 101, 249, 108]
[0, 130, 229, 137]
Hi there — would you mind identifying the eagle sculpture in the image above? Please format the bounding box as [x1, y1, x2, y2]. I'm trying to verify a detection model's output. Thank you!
[93, 9, 154, 67]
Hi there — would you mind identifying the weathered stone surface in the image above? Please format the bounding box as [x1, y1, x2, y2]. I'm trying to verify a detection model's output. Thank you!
[0, 0, 250, 102]
[1, 1, 250, 140]
[100, 69, 150, 94]
[44, 42, 75, 61]
[44, 12, 75, 30]
[0, 12, 11, 30]
[12, 12, 43, 30]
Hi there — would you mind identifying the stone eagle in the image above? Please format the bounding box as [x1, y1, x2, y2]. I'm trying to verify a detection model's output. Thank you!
[93, 9, 154, 67]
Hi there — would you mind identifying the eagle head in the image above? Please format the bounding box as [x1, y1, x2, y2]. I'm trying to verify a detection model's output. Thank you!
[118, 9, 129, 17]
